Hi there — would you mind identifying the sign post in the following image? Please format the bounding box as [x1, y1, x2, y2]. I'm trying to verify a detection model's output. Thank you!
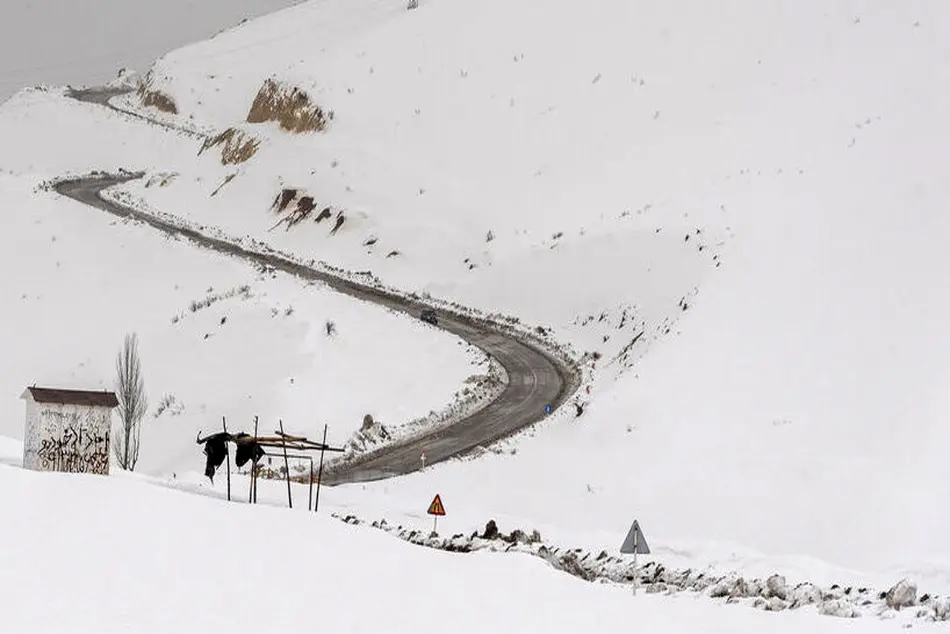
[619, 519, 650, 596]
[427, 494, 446, 534]
[420, 451, 426, 470]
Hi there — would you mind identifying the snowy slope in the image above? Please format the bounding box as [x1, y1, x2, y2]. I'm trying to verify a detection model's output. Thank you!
[112, 0, 950, 575]
[3, 0, 950, 594]
[0, 160, 483, 476]
[1, 458, 945, 633]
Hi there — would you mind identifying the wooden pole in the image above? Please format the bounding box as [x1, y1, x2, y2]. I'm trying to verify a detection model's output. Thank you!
[252, 415, 259, 504]
[314, 424, 328, 514]
[279, 420, 293, 509]
[308, 456, 314, 512]
[222, 416, 231, 502]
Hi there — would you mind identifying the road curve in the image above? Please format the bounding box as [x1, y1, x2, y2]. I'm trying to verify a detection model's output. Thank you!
[53, 89, 578, 485]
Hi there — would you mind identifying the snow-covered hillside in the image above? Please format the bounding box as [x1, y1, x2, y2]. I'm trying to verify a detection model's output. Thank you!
[0, 132, 485, 475]
[106, 0, 950, 575]
[7, 450, 943, 634]
[2, 0, 950, 611]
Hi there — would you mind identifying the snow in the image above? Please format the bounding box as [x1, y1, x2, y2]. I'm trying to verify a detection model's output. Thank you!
[110, 0, 950, 576]
[2, 0, 950, 619]
[2, 460, 945, 633]
[0, 166, 483, 475]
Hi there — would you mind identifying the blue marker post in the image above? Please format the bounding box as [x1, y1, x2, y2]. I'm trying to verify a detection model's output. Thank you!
[544, 404, 552, 415]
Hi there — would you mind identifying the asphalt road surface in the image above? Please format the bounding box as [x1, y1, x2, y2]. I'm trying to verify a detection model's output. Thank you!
[55, 88, 577, 485]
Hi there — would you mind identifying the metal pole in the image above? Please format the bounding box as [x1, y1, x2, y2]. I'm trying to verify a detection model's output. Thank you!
[314, 424, 328, 514]
[633, 532, 639, 596]
[222, 416, 231, 502]
[279, 420, 292, 509]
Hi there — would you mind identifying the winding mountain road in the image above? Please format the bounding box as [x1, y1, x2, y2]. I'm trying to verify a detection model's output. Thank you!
[55, 87, 577, 485]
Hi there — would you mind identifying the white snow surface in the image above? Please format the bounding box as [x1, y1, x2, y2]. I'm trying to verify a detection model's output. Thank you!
[1, 0, 949, 604]
[3, 455, 943, 634]
[121, 0, 950, 574]
[0, 162, 483, 474]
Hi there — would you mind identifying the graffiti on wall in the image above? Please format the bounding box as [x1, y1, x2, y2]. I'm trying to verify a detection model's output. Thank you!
[32, 408, 110, 475]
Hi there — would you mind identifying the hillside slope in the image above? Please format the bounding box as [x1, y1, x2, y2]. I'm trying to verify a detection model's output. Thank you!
[114, 0, 950, 575]
[5, 449, 941, 633]
[1, 0, 948, 584]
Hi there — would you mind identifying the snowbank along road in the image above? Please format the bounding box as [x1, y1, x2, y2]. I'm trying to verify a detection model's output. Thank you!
[54, 88, 576, 486]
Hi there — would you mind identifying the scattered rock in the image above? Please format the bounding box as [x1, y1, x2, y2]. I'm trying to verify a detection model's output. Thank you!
[932, 597, 950, 621]
[557, 551, 595, 582]
[820, 599, 860, 618]
[766, 597, 788, 612]
[788, 582, 823, 608]
[361, 414, 375, 431]
[137, 80, 178, 114]
[482, 520, 499, 540]
[730, 578, 750, 599]
[199, 127, 260, 165]
[646, 583, 667, 595]
[247, 77, 330, 133]
[508, 529, 528, 544]
[709, 579, 732, 599]
[766, 574, 788, 601]
[886, 579, 918, 610]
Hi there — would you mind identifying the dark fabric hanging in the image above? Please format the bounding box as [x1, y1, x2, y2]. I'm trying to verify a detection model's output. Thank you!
[232, 433, 266, 468]
[196, 432, 230, 483]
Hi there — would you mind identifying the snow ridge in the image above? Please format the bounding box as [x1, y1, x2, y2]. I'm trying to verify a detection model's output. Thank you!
[335, 513, 950, 625]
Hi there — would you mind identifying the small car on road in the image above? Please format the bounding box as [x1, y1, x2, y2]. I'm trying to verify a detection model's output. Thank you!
[420, 309, 438, 326]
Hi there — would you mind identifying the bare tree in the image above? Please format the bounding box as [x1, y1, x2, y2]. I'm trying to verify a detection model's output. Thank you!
[114, 332, 148, 471]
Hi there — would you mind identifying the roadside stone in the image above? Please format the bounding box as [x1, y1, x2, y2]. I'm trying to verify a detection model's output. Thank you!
[709, 579, 730, 599]
[729, 577, 750, 599]
[932, 597, 950, 621]
[767, 574, 788, 600]
[820, 599, 860, 618]
[886, 579, 917, 610]
[709, 579, 732, 599]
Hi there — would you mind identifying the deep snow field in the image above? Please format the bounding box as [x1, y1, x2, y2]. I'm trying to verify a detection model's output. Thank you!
[5, 441, 945, 634]
[1, 0, 950, 630]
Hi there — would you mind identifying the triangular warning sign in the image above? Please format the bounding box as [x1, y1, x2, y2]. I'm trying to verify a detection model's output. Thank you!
[620, 519, 650, 554]
[427, 494, 446, 516]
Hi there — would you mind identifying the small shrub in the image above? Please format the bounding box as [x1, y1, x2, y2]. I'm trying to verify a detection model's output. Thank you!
[154, 393, 182, 419]
[325, 320, 337, 337]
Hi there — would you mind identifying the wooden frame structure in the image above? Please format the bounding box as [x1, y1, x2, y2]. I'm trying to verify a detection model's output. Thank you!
[201, 418, 344, 512]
